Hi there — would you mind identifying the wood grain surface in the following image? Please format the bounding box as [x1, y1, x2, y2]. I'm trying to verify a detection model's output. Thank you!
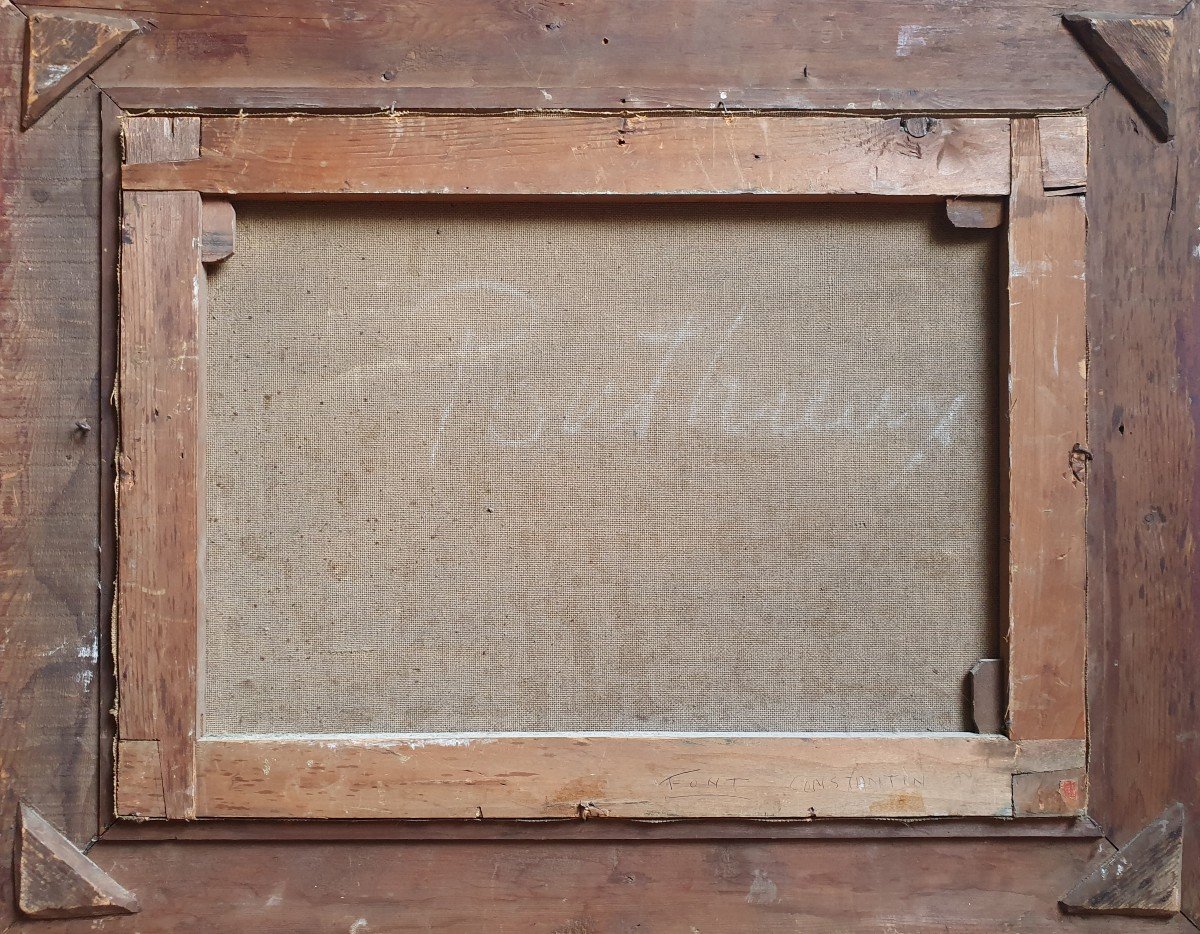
[21, 0, 1187, 113]
[1086, 0, 1200, 920]
[21, 837, 1199, 932]
[0, 2, 102, 927]
[1005, 118, 1087, 741]
[188, 736, 1084, 820]
[117, 182, 204, 821]
[122, 114, 1012, 197]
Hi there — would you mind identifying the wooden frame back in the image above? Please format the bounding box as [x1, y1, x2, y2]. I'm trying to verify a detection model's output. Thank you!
[115, 113, 1087, 822]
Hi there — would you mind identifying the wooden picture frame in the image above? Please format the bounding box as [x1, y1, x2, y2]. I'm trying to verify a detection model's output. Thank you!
[113, 112, 1086, 823]
[3, 0, 1196, 928]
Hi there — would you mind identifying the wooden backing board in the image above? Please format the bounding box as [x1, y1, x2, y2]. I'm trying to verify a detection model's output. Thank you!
[120, 114, 1012, 197]
[23, 836, 1199, 932]
[0, 4, 103, 925]
[1086, 0, 1200, 917]
[110, 111, 1091, 823]
[180, 736, 1083, 820]
[22, 0, 1184, 114]
[116, 185, 204, 821]
[1005, 118, 1088, 741]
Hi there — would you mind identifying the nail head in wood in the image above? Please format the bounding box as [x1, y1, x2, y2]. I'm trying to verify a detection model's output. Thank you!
[201, 198, 236, 264]
[16, 803, 140, 919]
[900, 116, 938, 139]
[1060, 802, 1184, 917]
[946, 198, 1005, 229]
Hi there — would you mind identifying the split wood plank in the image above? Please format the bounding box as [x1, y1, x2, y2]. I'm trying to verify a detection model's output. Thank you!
[121, 114, 1012, 197]
[1006, 118, 1088, 741]
[16, 804, 139, 919]
[191, 736, 1083, 820]
[117, 185, 204, 821]
[121, 114, 199, 165]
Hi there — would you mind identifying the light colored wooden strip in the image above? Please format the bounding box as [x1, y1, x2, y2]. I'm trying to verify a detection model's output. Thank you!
[117, 187, 204, 820]
[121, 115, 1012, 197]
[1006, 118, 1088, 741]
[1013, 768, 1088, 817]
[1040, 115, 1088, 189]
[115, 740, 166, 819]
[200, 198, 235, 263]
[946, 197, 1005, 228]
[121, 115, 199, 165]
[1012, 739, 1086, 773]
[195, 735, 1051, 819]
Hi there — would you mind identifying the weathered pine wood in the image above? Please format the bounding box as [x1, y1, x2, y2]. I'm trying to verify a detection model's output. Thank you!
[117, 179, 204, 821]
[16, 803, 139, 920]
[1005, 118, 1087, 742]
[24, 837, 1198, 932]
[1086, 0, 1200, 918]
[121, 114, 1013, 197]
[968, 658, 1005, 732]
[188, 736, 1084, 820]
[1064, 12, 1177, 140]
[0, 3, 101, 926]
[946, 198, 1004, 229]
[1039, 114, 1088, 190]
[20, 7, 139, 128]
[200, 198, 235, 263]
[1061, 803, 1184, 917]
[1012, 769, 1088, 817]
[17, 0, 1184, 113]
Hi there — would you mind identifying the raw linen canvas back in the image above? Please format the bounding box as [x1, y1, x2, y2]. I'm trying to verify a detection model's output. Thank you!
[201, 201, 1000, 735]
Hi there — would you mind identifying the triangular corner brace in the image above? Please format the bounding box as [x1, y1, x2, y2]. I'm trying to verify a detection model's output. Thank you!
[1060, 802, 1184, 918]
[1064, 11, 1177, 141]
[21, 6, 142, 130]
[16, 803, 141, 920]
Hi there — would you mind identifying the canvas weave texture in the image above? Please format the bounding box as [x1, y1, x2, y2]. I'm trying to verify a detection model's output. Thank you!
[203, 202, 1000, 735]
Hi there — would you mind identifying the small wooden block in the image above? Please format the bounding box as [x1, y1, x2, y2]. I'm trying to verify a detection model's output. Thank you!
[202, 199, 236, 264]
[946, 198, 1004, 229]
[1061, 802, 1184, 917]
[1064, 12, 1177, 141]
[968, 658, 1004, 733]
[1013, 768, 1088, 816]
[116, 739, 167, 818]
[22, 7, 140, 129]
[16, 803, 140, 919]
[1039, 115, 1088, 190]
